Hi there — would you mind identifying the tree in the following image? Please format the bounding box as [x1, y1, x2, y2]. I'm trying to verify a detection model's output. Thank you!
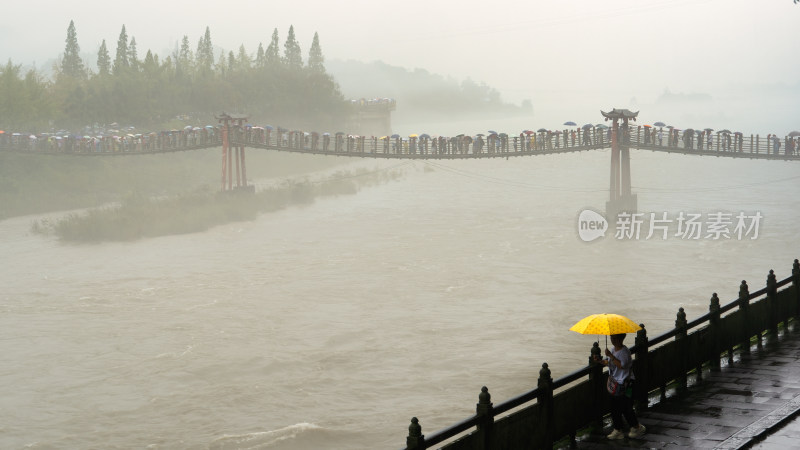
[178, 35, 194, 76]
[236, 45, 251, 70]
[307, 32, 325, 73]
[283, 25, 303, 70]
[266, 28, 281, 68]
[113, 25, 129, 75]
[97, 40, 111, 76]
[128, 37, 139, 71]
[255, 43, 266, 68]
[61, 20, 85, 79]
[196, 26, 214, 74]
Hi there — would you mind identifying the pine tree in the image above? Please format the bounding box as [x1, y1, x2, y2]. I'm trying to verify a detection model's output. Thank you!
[265, 28, 281, 67]
[61, 20, 85, 78]
[255, 43, 265, 68]
[178, 35, 194, 75]
[97, 39, 110, 76]
[196, 26, 214, 73]
[283, 25, 303, 70]
[112, 25, 129, 75]
[307, 32, 325, 73]
[236, 45, 251, 70]
[142, 50, 158, 74]
[128, 37, 139, 70]
[227, 51, 235, 72]
[215, 50, 227, 77]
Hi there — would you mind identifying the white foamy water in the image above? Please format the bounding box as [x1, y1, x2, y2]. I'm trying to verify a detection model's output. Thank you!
[1, 149, 798, 449]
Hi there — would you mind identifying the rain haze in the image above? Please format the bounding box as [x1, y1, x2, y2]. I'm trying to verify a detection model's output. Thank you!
[2, 1, 800, 450]
[3, 0, 799, 133]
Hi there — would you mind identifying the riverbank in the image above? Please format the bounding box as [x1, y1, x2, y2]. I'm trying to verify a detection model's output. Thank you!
[30, 166, 406, 242]
[0, 148, 352, 221]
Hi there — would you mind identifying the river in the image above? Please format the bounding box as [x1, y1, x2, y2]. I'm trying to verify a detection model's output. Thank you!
[1, 148, 799, 449]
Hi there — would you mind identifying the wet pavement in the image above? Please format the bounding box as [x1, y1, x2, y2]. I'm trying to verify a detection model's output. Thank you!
[568, 323, 800, 449]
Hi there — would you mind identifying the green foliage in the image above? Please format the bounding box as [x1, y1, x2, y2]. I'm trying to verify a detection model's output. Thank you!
[32, 166, 406, 242]
[113, 25, 129, 75]
[266, 29, 281, 68]
[60, 20, 85, 79]
[283, 25, 303, 70]
[0, 22, 344, 132]
[308, 32, 324, 74]
[97, 40, 111, 76]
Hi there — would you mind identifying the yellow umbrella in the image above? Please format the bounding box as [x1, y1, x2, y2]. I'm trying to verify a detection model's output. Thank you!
[570, 313, 641, 349]
[569, 313, 641, 335]
[409, 134, 418, 138]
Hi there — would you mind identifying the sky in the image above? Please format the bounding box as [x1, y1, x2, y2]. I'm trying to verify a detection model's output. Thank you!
[2, 0, 799, 134]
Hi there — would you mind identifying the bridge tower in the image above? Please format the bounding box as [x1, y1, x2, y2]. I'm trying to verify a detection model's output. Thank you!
[602, 108, 638, 218]
[216, 112, 250, 191]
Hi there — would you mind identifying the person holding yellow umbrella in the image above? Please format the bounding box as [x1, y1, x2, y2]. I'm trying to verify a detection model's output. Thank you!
[570, 313, 647, 440]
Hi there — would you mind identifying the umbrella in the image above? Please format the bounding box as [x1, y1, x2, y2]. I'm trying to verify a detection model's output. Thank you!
[409, 134, 418, 138]
[488, 130, 498, 134]
[420, 133, 431, 139]
[582, 124, 593, 130]
[643, 124, 652, 128]
[717, 129, 732, 134]
[704, 128, 714, 132]
[570, 313, 642, 347]
[476, 133, 485, 136]
[564, 121, 577, 126]
[788, 131, 800, 137]
[537, 128, 548, 133]
[391, 134, 400, 139]
[523, 130, 534, 135]
[322, 132, 330, 136]
[653, 122, 666, 127]
[596, 124, 608, 129]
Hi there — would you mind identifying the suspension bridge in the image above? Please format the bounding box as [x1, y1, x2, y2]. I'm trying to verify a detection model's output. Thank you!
[2, 109, 799, 217]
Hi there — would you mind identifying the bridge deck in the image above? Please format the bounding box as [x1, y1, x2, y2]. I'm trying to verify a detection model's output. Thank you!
[569, 324, 800, 449]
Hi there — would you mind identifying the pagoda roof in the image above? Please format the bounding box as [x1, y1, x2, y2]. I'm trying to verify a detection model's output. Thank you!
[600, 108, 639, 120]
[215, 112, 249, 121]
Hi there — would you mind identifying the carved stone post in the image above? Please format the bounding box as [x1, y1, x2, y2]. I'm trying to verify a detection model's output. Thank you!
[739, 280, 751, 354]
[634, 324, 649, 409]
[793, 259, 800, 319]
[709, 293, 721, 371]
[675, 307, 688, 392]
[767, 270, 778, 337]
[538, 363, 554, 448]
[476, 386, 493, 450]
[589, 342, 603, 429]
[406, 417, 425, 450]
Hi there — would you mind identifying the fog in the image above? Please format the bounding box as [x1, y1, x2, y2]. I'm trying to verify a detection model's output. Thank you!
[4, 0, 798, 134]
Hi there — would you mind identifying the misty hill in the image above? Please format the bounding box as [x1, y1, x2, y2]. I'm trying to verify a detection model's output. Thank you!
[326, 59, 532, 121]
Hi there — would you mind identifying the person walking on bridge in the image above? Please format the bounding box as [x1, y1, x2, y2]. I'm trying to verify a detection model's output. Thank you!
[596, 333, 646, 440]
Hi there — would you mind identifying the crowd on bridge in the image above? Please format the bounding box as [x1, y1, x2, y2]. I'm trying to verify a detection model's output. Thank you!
[1, 121, 798, 158]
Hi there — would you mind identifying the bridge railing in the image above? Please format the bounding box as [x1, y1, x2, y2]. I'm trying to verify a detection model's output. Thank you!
[402, 259, 800, 450]
[628, 125, 799, 158]
[2, 124, 798, 160]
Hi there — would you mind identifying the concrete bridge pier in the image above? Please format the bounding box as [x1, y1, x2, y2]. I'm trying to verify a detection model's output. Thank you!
[603, 108, 639, 218]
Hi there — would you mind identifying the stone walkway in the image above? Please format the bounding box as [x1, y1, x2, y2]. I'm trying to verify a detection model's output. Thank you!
[569, 323, 800, 449]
